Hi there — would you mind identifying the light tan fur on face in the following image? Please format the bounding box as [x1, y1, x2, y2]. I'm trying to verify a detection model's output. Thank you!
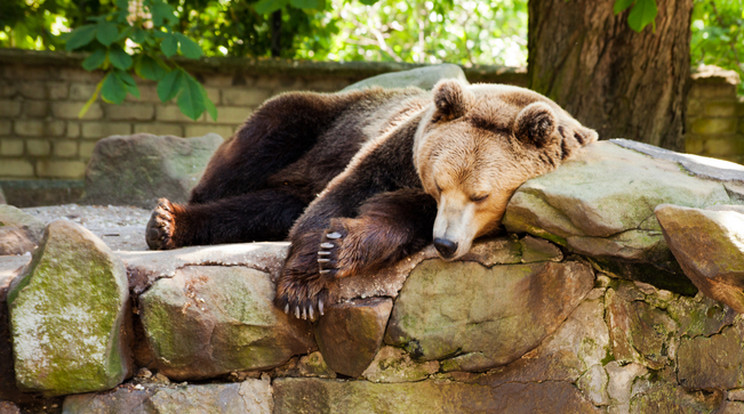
[414, 80, 597, 260]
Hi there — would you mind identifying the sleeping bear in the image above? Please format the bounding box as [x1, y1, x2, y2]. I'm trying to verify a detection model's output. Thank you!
[146, 79, 597, 320]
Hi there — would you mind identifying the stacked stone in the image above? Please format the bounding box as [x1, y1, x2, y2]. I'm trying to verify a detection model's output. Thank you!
[685, 65, 744, 164]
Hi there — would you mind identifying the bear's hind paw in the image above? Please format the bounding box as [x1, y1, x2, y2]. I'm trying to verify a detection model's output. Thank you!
[146, 198, 178, 250]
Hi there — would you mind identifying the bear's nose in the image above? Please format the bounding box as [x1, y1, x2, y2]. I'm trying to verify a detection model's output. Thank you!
[433, 238, 458, 259]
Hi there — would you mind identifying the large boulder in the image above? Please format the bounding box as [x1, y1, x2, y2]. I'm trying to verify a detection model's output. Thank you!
[503, 139, 744, 293]
[0, 204, 45, 255]
[656, 204, 744, 313]
[82, 133, 224, 208]
[342, 64, 467, 92]
[7, 219, 131, 396]
[385, 244, 594, 371]
[137, 265, 316, 380]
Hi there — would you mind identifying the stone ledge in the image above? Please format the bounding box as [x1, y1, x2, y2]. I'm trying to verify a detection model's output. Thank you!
[0, 48, 526, 85]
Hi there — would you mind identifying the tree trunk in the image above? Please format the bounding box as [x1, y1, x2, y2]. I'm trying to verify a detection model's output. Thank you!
[528, 0, 693, 150]
[270, 10, 282, 58]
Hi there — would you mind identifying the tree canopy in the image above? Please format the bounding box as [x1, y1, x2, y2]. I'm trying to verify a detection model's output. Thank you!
[1, 0, 741, 120]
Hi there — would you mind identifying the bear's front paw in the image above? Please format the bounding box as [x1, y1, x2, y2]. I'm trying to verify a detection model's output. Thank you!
[275, 273, 330, 321]
[317, 221, 352, 279]
[146, 198, 178, 250]
[318, 217, 375, 279]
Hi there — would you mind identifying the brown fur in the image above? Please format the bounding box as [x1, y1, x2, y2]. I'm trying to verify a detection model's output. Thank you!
[145, 79, 596, 321]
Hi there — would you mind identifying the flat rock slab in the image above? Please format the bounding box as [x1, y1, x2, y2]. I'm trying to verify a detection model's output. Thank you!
[7, 220, 131, 396]
[503, 141, 740, 263]
[656, 204, 744, 312]
[385, 259, 594, 371]
[273, 377, 598, 413]
[62, 378, 272, 413]
[138, 265, 315, 380]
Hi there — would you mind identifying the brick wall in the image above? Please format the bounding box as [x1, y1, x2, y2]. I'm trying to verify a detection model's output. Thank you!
[0, 49, 525, 186]
[684, 65, 744, 164]
[1, 49, 742, 199]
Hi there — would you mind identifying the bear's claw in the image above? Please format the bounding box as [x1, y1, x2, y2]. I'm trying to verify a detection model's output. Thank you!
[146, 198, 177, 250]
[316, 225, 350, 278]
[275, 280, 329, 322]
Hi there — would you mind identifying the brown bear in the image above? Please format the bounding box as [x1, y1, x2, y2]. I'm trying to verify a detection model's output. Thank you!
[146, 79, 597, 320]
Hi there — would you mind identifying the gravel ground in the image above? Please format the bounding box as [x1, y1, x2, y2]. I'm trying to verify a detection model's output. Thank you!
[21, 204, 153, 251]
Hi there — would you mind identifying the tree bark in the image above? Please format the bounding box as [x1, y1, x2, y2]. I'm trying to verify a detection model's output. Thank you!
[528, 0, 693, 150]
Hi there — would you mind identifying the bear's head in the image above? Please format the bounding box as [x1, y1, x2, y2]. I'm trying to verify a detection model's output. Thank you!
[414, 79, 597, 260]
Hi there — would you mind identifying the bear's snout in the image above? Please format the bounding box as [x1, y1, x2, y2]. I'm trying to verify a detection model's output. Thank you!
[433, 237, 459, 259]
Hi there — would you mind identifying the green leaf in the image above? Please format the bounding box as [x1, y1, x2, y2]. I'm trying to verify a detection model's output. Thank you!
[178, 74, 206, 120]
[157, 69, 183, 102]
[109, 46, 133, 70]
[628, 0, 657, 32]
[117, 69, 137, 86]
[150, 1, 178, 26]
[137, 56, 167, 81]
[101, 71, 127, 104]
[358, 0, 378, 5]
[161, 34, 178, 57]
[290, 0, 323, 10]
[66, 24, 97, 51]
[82, 48, 107, 71]
[175, 33, 203, 59]
[205, 95, 218, 121]
[613, 0, 634, 14]
[96, 21, 119, 46]
[254, 0, 289, 14]
[199, 82, 217, 121]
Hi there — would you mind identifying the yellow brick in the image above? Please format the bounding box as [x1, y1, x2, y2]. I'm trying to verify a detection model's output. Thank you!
[81, 122, 132, 139]
[0, 140, 24, 156]
[0, 159, 34, 178]
[53, 141, 78, 157]
[36, 160, 87, 179]
[26, 139, 51, 156]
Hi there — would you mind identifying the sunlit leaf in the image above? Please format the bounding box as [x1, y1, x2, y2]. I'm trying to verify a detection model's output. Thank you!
[613, 0, 634, 14]
[101, 71, 127, 104]
[161, 34, 178, 57]
[178, 74, 206, 120]
[109, 46, 133, 70]
[175, 33, 203, 59]
[628, 0, 657, 32]
[137, 55, 167, 81]
[96, 21, 118, 46]
[82, 48, 107, 71]
[156, 68, 183, 102]
[66, 24, 97, 50]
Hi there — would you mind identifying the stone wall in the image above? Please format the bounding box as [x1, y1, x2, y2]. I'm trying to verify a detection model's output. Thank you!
[1, 49, 743, 201]
[0, 49, 523, 182]
[685, 65, 744, 164]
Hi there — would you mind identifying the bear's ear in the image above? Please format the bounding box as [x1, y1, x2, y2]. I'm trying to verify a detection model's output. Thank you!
[514, 102, 558, 147]
[433, 79, 470, 121]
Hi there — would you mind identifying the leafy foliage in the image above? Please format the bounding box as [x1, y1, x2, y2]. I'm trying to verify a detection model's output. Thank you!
[62, 0, 216, 120]
[691, 0, 744, 94]
[614, 0, 658, 32]
[2, 0, 743, 101]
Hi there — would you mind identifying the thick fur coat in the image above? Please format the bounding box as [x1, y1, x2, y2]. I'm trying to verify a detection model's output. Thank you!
[146, 80, 597, 320]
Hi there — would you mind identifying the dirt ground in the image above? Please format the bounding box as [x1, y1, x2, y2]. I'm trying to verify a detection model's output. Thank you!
[21, 204, 153, 252]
